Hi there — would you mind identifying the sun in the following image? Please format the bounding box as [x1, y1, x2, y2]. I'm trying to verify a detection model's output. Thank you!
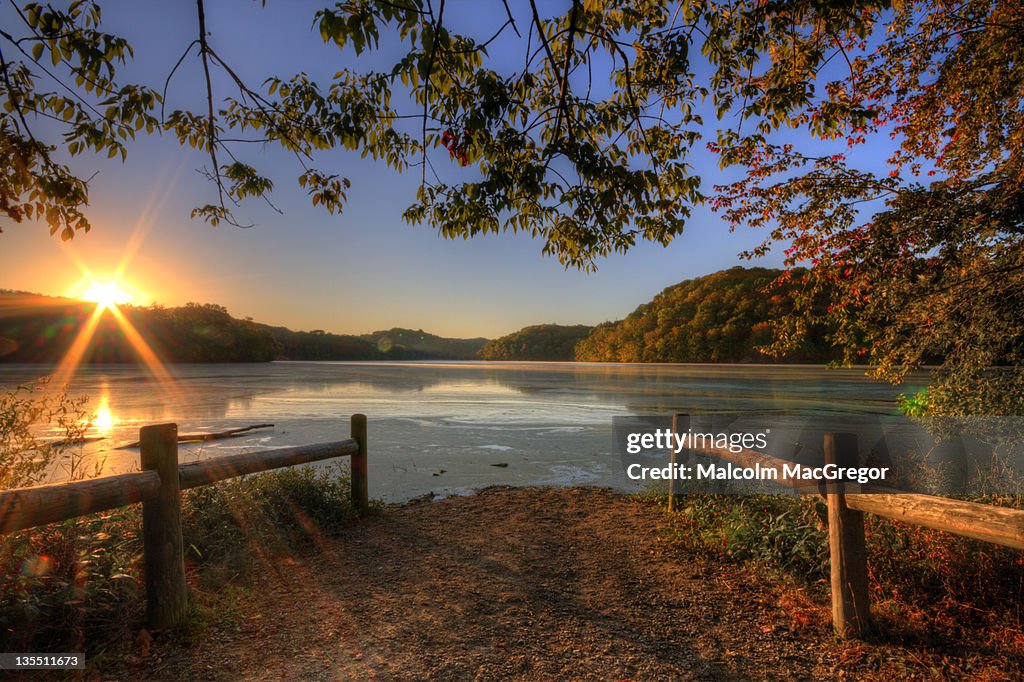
[68, 275, 143, 311]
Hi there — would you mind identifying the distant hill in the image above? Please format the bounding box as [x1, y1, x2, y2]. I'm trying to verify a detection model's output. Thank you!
[0, 291, 488, 363]
[1, 268, 837, 365]
[477, 324, 594, 361]
[253, 324, 379, 361]
[360, 328, 488, 360]
[0, 293, 278, 363]
[573, 266, 834, 363]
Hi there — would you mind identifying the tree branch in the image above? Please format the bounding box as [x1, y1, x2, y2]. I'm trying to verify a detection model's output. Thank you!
[553, 0, 581, 145]
[196, 0, 224, 211]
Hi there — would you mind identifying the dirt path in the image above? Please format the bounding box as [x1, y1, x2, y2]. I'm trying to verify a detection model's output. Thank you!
[132, 488, 894, 680]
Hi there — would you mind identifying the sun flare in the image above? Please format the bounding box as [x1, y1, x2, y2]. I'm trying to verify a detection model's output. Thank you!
[68, 275, 143, 310]
[52, 272, 178, 401]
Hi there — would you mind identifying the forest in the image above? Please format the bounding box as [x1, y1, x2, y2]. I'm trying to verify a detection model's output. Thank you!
[481, 267, 834, 363]
[0, 292, 486, 363]
[574, 267, 834, 363]
[2, 267, 835, 364]
[477, 324, 593, 361]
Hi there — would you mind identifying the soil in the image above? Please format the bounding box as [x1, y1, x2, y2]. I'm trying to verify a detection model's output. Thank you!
[124, 487, 1013, 681]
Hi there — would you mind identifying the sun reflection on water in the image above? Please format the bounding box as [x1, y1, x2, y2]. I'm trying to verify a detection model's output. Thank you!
[93, 398, 115, 435]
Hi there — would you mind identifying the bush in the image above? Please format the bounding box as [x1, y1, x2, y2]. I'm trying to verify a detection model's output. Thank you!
[0, 380, 92, 490]
[181, 462, 372, 583]
[664, 492, 1024, 635]
[0, 463, 369, 654]
[670, 495, 830, 580]
[0, 508, 144, 654]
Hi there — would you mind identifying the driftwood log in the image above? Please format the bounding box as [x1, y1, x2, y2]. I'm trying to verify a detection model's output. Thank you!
[115, 424, 274, 449]
[49, 435, 108, 448]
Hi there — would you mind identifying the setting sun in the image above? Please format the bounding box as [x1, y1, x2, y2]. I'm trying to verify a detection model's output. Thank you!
[67, 275, 144, 310]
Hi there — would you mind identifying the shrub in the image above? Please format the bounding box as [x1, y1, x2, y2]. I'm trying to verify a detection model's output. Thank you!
[664, 491, 1024, 636]
[0, 380, 92, 490]
[181, 462, 370, 583]
[0, 462, 368, 654]
[670, 494, 830, 580]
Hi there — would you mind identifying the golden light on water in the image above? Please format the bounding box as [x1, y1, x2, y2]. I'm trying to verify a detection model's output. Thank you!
[44, 173, 190, 425]
[93, 397, 115, 435]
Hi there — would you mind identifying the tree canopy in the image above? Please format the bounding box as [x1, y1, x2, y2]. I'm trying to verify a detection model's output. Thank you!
[574, 266, 833, 363]
[478, 324, 593, 361]
[3, 1, 1023, 412]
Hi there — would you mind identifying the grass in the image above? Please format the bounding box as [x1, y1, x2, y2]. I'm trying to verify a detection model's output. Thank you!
[653, 491, 1024, 674]
[0, 461, 376, 659]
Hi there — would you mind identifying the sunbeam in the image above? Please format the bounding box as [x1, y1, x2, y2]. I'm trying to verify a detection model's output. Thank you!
[53, 272, 179, 407]
[50, 304, 106, 389]
[107, 305, 181, 404]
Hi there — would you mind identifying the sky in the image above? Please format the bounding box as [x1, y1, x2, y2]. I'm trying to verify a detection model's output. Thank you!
[0, 0, 788, 339]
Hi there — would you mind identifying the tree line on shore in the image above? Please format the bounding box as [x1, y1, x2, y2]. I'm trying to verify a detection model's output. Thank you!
[0, 292, 487, 363]
[480, 267, 834, 363]
[2, 267, 836, 365]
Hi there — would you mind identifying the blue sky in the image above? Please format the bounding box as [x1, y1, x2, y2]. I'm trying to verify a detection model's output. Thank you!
[0, 0, 788, 338]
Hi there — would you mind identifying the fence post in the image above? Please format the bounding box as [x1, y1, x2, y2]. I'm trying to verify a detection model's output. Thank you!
[140, 423, 188, 630]
[824, 432, 871, 639]
[351, 413, 368, 514]
[668, 413, 687, 512]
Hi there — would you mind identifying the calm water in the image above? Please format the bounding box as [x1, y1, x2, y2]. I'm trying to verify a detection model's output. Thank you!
[0, 362, 926, 501]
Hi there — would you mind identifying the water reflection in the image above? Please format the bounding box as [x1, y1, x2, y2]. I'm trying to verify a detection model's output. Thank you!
[2, 361, 922, 430]
[93, 394, 115, 435]
[0, 361, 925, 499]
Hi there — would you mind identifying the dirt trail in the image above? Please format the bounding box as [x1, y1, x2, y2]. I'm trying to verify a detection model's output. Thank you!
[136, 487, 871, 680]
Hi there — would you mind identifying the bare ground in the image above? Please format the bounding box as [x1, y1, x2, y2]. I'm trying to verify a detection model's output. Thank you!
[125, 487, 1015, 681]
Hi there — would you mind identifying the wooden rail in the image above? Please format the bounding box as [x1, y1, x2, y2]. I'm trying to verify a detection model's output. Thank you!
[178, 440, 358, 490]
[0, 471, 161, 534]
[0, 414, 369, 629]
[670, 413, 1024, 639]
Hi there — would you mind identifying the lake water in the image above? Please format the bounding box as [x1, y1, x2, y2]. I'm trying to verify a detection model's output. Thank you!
[0, 362, 926, 501]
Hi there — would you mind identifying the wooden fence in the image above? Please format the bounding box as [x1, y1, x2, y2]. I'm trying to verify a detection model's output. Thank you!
[0, 414, 368, 629]
[666, 414, 1024, 639]
[6, 409, 1023, 640]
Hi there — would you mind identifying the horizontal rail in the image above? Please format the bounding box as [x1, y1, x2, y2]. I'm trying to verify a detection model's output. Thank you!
[0, 415, 368, 631]
[686, 443, 1024, 550]
[845, 493, 1024, 550]
[0, 471, 161, 534]
[687, 444, 826, 493]
[0, 439, 359, 535]
[178, 439, 357, 489]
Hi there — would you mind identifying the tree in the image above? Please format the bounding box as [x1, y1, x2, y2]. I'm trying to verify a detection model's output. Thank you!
[704, 1, 1024, 413]
[3, 1, 1022, 412]
[478, 323, 593, 361]
[573, 266, 832, 363]
[1, 1, 158, 239]
[2, 0, 706, 256]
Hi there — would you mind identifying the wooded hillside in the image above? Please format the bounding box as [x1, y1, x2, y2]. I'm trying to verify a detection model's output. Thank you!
[477, 324, 594, 361]
[574, 267, 834, 363]
[0, 292, 487, 363]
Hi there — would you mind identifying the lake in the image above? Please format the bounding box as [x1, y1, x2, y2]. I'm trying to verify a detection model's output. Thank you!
[0, 362, 926, 501]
